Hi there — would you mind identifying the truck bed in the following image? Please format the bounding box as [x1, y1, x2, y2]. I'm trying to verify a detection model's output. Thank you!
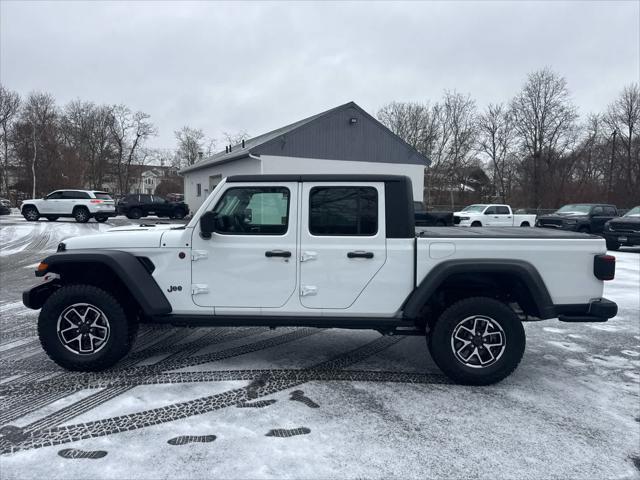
[416, 226, 598, 239]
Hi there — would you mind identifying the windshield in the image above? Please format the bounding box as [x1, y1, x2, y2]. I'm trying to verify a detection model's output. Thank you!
[462, 205, 487, 213]
[555, 204, 592, 215]
[624, 206, 640, 217]
[93, 192, 113, 200]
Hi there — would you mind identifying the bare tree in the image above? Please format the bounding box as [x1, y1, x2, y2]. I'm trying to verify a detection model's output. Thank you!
[175, 126, 206, 167]
[21, 92, 58, 198]
[0, 85, 21, 197]
[604, 83, 640, 203]
[510, 68, 579, 207]
[221, 130, 250, 148]
[61, 100, 114, 189]
[109, 105, 156, 195]
[377, 101, 441, 203]
[477, 103, 517, 202]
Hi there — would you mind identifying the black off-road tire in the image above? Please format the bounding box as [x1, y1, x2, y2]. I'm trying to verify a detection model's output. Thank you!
[520, 222, 530, 227]
[95, 216, 108, 223]
[606, 239, 620, 251]
[128, 208, 142, 220]
[427, 297, 526, 385]
[22, 206, 40, 221]
[46, 216, 59, 221]
[38, 284, 135, 371]
[73, 206, 90, 223]
[471, 221, 482, 227]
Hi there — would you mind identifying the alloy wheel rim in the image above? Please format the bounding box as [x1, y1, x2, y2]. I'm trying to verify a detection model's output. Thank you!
[56, 303, 110, 355]
[450, 315, 506, 368]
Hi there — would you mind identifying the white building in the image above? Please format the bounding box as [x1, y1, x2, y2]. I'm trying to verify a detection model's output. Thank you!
[180, 102, 429, 210]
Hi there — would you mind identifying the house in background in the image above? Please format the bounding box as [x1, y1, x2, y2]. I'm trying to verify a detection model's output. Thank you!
[122, 165, 181, 195]
[179, 102, 430, 211]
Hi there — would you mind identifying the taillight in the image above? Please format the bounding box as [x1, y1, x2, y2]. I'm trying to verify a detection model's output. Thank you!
[594, 254, 615, 281]
[90, 199, 103, 203]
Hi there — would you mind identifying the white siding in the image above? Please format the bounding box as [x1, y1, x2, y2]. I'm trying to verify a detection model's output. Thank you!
[261, 155, 425, 201]
[182, 157, 262, 212]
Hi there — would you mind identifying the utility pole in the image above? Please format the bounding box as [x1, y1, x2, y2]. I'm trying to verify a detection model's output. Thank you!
[608, 129, 617, 202]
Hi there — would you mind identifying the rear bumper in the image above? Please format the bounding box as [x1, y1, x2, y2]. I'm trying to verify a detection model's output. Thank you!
[90, 210, 116, 218]
[604, 231, 640, 246]
[555, 298, 618, 322]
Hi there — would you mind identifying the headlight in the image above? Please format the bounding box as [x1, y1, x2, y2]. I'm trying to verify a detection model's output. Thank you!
[459, 216, 470, 221]
[605, 222, 612, 231]
[564, 219, 577, 225]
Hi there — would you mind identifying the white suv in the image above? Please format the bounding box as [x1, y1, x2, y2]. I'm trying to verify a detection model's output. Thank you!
[20, 190, 116, 223]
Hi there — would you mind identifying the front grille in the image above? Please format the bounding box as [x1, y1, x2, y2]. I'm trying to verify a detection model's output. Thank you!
[453, 216, 461, 225]
[610, 222, 640, 233]
[539, 219, 563, 227]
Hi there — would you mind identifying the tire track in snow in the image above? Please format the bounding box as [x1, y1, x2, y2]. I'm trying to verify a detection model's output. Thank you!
[0, 335, 404, 453]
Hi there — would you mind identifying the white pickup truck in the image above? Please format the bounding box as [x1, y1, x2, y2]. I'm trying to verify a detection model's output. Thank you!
[23, 175, 617, 385]
[454, 204, 537, 227]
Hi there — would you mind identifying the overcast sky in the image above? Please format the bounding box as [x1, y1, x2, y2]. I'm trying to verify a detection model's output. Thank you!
[1, 1, 638, 150]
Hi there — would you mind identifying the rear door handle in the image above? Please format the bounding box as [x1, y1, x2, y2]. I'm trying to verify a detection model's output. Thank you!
[265, 250, 291, 258]
[347, 251, 374, 259]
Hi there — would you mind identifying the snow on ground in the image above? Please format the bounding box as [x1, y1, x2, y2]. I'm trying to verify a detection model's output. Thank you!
[0, 216, 638, 479]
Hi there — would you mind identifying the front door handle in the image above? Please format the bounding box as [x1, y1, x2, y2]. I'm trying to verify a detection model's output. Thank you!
[347, 251, 374, 259]
[265, 250, 291, 258]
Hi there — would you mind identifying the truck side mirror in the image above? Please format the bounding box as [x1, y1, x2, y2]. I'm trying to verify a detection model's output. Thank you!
[200, 211, 217, 239]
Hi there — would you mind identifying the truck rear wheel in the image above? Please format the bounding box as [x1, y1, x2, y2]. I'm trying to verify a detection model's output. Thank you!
[38, 284, 135, 371]
[427, 297, 525, 385]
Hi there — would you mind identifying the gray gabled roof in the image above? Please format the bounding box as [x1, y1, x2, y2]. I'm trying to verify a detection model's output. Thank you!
[179, 101, 430, 174]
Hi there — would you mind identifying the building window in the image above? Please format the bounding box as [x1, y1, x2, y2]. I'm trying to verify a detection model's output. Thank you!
[211, 187, 290, 235]
[309, 186, 378, 236]
[197, 184, 202, 197]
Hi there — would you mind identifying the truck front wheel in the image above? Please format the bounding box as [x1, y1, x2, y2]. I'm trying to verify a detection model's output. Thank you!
[38, 284, 135, 371]
[427, 297, 525, 385]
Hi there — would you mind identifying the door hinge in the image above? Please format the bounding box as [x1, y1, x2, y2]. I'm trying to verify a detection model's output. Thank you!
[192, 250, 208, 261]
[300, 285, 318, 296]
[300, 251, 317, 262]
[192, 284, 209, 295]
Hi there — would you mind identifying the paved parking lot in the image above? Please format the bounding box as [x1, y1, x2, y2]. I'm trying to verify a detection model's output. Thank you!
[0, 214, 639, 479]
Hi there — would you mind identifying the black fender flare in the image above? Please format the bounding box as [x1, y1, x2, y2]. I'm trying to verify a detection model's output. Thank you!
[402, 259, 555, 320]
[25, 250, 172, 315]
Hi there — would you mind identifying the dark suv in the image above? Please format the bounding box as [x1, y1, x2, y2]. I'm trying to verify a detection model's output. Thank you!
[117, 194, 189, 220]
[536, 204, 618, 234]
[603, 206, 640, 250]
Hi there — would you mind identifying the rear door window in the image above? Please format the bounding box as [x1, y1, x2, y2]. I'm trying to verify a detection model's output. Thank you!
[495, 206, 510, 215]
[139, 194, 152, 203]
[309, 186, 378, 236]
[62, 191, 90, 199]
[604, 206, 616, 216]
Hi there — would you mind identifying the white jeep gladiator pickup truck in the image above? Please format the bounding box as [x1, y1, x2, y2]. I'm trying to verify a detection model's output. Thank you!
[454, 204, 537, 227]
[23, 175, 617, 385]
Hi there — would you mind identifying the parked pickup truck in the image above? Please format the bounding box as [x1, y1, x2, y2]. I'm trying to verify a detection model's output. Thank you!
[536, 203, 619, 234]
[453, 204, 536, 227]
[603, 206, 640, 250]
[414, 202, 453, 227]
[23, 175, 617, 385]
